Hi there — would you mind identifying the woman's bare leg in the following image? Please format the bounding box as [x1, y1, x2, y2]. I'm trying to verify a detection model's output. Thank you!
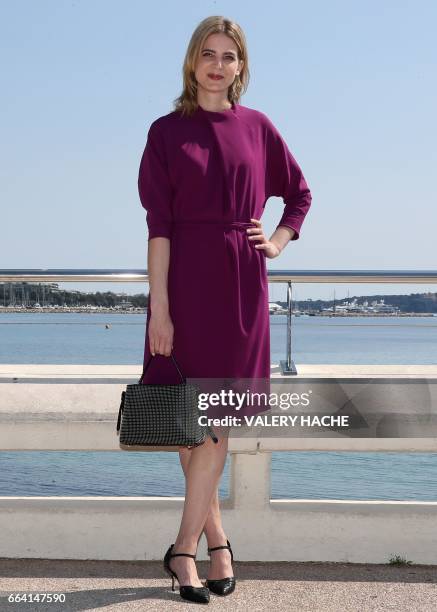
[179, 445, 234, 581]
[169, 426, 230, 587]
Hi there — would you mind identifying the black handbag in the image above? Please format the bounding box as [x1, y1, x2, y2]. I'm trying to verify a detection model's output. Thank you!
[116, 352, 218, 451]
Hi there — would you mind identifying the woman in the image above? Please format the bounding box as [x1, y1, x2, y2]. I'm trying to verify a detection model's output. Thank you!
[138, 15, 312, 604]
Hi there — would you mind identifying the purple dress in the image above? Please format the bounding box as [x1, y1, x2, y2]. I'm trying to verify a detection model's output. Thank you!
[138, 101, 312, 418]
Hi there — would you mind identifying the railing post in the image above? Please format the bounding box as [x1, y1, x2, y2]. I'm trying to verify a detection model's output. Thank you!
[280, 280, 297, 375]
[228, 451, 271, 510]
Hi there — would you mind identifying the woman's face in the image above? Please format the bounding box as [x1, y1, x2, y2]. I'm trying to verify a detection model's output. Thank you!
[194, 33, 243, 97]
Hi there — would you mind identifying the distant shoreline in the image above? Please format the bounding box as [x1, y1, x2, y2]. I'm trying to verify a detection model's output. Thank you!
[0, 307, 435, 317]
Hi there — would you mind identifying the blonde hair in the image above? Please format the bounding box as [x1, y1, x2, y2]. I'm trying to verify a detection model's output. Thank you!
[173, 16, 250, 117]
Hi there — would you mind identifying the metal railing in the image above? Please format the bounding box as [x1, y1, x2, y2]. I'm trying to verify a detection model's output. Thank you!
[1, 268, 436, 375]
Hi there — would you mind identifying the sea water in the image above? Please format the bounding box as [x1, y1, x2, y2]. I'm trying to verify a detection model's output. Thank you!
[0, 312, 436, 500]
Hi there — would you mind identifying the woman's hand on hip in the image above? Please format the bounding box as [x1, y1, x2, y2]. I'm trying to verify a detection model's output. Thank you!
[246, 218, 281, 259]
[149, 308, 174, 356]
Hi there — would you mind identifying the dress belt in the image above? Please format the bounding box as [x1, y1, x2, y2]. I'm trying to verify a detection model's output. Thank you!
[173, 220, 255, 231]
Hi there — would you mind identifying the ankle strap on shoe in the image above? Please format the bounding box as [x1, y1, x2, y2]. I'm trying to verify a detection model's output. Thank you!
[207, 539, 233, 561]
[170, 552, 196, 559]
[208, 540, 231, 553]
[208, 545, 229, 553]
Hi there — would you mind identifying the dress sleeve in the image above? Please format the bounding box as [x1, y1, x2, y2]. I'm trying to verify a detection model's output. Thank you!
[264, 116, 312, 241]
[138, 121, 174, 240]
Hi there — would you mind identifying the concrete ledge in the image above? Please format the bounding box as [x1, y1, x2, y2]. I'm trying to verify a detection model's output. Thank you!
[1, 365, 437, 565]
[1, 364, 437, 451]
[0, 450, 436, 564]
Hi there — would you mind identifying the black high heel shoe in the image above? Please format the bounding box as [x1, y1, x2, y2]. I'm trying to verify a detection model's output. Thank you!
[163, 544, 210, 604]
[205, 538, 236, 596]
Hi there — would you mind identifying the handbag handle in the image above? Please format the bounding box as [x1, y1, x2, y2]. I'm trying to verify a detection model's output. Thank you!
[138, 352, 186, 384]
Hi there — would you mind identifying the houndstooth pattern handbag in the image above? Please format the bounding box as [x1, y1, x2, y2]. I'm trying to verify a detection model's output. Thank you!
[116, 353, 218, 451]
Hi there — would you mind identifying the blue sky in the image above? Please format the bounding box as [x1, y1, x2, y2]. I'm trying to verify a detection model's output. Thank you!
[1, 0, 436, 302]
